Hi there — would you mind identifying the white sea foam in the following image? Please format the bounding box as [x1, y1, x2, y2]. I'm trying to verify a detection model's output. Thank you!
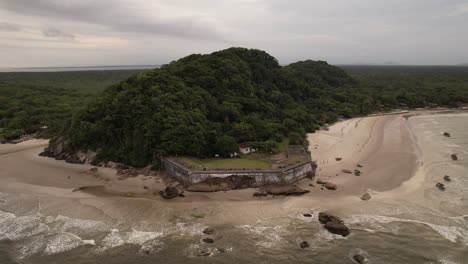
[236, 222, 287, 248]
[348, 214, 468, 245]
[44, 233, 84, 255]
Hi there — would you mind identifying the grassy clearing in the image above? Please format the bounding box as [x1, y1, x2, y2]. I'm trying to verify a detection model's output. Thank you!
[180, 156, 271, 169]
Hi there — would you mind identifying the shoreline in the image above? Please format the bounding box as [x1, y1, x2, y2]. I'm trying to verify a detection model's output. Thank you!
[0, 110, 464, 211]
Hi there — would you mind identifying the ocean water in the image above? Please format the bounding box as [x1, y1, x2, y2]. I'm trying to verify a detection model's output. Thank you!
[0, 114, 467, 264]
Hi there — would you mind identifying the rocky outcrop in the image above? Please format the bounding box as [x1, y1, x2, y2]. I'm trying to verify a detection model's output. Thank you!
[316, 178, 328, 185]
[318, 212, 350, 237]
[159, 183, 184, 199]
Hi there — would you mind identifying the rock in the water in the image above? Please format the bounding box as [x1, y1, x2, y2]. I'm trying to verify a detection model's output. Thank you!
[342, 169, 352, 174]
[159, 183, 184, 199]
[197, 251, 211, 257]
[324, 221, 350, 237]
[354, 169, 362, 176]
[203, 228, 215, 235]
[300, 241, 309, 249]
[353, 254, 366, 264]
[443, 175, 451, 182]
[436, 182, 445, 191]
[202, 238, 214, 243]
[361, 192, 371, 201]
[316, 179, 328, 185]
[325, 182, 337, 190]
[303, 213, 312, 217]
[318, 212, 343, 224]
[443, 132, 451, 137]
[357, 164, 363, 168]
[451, 154, 458, 161]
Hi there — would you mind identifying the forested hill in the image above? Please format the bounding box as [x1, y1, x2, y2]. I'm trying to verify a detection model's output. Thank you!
[54, 48, 468, 167]
[57, 48, 366, 166]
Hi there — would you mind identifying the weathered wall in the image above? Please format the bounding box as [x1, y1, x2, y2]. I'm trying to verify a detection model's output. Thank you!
[161, 157, 315, 188]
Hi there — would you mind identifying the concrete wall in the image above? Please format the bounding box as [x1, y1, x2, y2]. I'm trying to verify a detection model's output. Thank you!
[161, 157, 315, 187]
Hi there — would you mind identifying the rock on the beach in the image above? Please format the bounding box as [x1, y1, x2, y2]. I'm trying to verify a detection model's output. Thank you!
[353, 254, 366, 264]
[263, 185, 310, 196]
[325, 182, 337, 190]
[342, 169, 352, 174]
[324, 221, 350, 237]
[335, 157, 342, 161]
[451, 154, 458, 161]
[443, 132, 451, 137]
[316, 179, 328, 185]
[253, 191, 267, 197]
[354, 169, 362, 176]
[202, 238, 214, 243]
[436, 182, 445, 191]
[443, 175, 451, 182]
[159, 183, 184, 199]
[197, 251, 211, 257]
[300, 241, 309, 249]
[203, 228, 215, 235]
[361, 192, 371, 201]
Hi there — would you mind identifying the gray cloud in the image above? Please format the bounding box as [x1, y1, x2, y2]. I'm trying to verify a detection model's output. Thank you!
[0, 22, 22, 31]
[42, 27, 75, 40]
[0, 0, 224, 40]
[0, 0, 468, 67]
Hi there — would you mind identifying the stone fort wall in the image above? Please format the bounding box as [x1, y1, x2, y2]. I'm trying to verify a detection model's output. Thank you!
[161, 156, 315, 187]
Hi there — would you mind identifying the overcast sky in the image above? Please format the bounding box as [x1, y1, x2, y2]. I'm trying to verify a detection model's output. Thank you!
[1, 0, 468, 67]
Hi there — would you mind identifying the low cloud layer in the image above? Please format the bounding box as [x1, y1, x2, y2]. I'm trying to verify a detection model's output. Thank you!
[0, 0, 467, 67]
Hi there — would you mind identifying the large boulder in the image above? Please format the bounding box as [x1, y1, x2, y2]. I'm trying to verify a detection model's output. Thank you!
[159, 183, 184, 199]
[318, 212, 350, 237]
[324, 221, 350, 237]
[318, 212, 343, 224]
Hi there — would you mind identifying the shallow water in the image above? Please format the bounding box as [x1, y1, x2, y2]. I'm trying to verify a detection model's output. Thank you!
[0, 114, 467, 264]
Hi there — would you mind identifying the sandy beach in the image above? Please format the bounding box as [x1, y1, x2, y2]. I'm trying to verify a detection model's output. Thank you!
[1, 111, 467, 263]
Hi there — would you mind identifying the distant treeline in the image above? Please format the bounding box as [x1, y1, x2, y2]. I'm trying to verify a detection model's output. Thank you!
[0, 70, 146, 140]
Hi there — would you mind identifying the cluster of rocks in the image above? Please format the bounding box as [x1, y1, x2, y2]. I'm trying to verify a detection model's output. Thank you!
[318, 212, 350, 237]
[196, 227, 227, 257]
[315, 178, 337, 190]
[253, 185, 310, 197]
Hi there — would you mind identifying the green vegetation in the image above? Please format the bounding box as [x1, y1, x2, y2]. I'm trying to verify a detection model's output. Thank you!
[180, 156, 271, 169]
[0, 70, 146, 140]
[342, 65, 468, 110]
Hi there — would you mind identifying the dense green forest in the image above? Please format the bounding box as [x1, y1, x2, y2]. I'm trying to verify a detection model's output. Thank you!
[0, 70, 145, 140]
[1, 48, 467, 167]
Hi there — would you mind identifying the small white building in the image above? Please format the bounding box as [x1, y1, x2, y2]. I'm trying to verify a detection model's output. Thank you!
[239, 142, 256, 155]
